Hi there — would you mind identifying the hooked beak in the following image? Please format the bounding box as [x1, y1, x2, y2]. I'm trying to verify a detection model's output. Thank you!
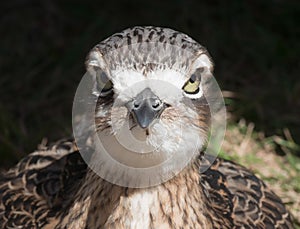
[126, 88, 166, 129]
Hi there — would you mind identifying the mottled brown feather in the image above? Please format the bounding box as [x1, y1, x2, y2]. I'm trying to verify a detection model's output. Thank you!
[0, 141, 294, 228]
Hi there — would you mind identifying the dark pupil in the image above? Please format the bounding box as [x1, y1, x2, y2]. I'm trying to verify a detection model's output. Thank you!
[189, 74, 197, 83]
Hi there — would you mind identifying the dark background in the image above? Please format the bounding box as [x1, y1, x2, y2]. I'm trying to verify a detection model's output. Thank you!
[0, 0, 299, 168]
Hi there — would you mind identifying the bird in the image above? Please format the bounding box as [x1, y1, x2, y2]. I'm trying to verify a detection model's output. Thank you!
[0, 26, 294, 229]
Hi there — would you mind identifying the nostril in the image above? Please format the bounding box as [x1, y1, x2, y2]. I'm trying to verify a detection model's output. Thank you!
[152, 99, 161, 109]
[133, 101, 140, 109]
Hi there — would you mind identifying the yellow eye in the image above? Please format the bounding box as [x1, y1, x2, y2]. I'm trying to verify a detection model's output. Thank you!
[183, 74, 200, 94]
[96, 70, 113, 96]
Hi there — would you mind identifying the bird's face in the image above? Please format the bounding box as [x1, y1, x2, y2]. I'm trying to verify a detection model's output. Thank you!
[71, 27, 225, 186]
[77, 27, 220, 173]
[86, 52, 212, 165]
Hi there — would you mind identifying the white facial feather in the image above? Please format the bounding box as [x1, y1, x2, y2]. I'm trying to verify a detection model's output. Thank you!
[111, 68, 186, 106]
[147, 113, 203, 156]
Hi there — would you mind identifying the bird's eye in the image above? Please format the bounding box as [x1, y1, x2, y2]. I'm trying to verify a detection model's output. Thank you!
[96, 70, 113, 96]
[182, 74, 200, 94]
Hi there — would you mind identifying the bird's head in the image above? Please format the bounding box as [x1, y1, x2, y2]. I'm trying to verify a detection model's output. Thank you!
[75, 26, 223, 187]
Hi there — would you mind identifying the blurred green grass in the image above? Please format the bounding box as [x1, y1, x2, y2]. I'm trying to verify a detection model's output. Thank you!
[0, 1, 299, 162]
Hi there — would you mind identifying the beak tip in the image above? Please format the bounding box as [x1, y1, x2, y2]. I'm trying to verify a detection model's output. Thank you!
[136, 118, 152, 129]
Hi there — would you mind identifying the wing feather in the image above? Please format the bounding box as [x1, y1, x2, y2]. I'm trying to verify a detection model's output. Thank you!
[200, 156, 294, 228]
[0, 140, 87, 229]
